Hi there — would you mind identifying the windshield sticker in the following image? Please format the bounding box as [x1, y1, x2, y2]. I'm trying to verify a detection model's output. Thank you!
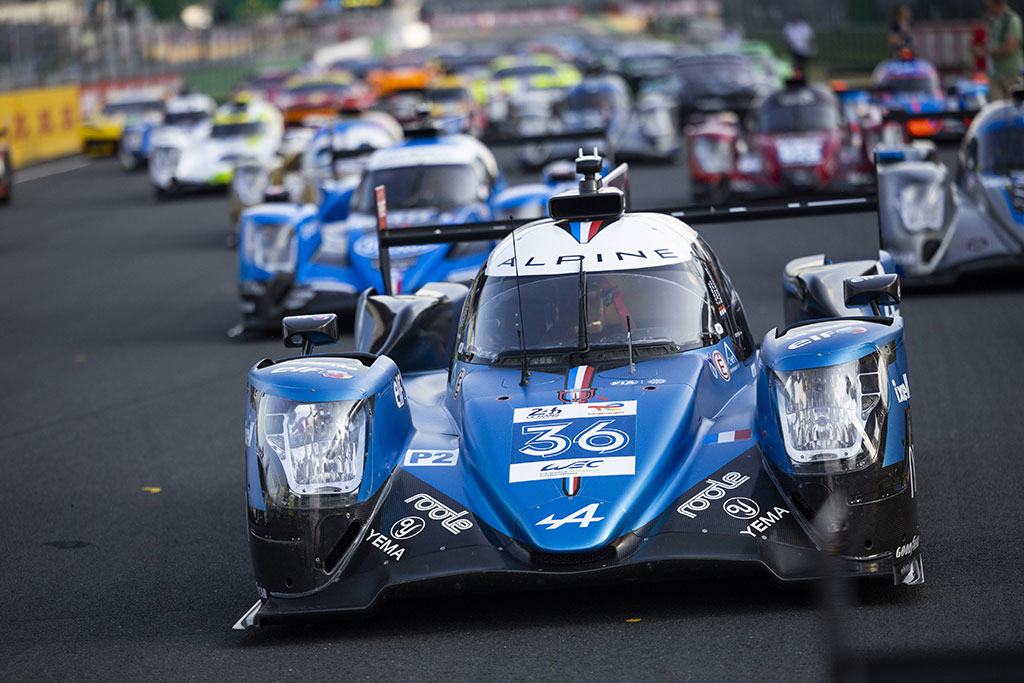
[510, 400, 637, 484]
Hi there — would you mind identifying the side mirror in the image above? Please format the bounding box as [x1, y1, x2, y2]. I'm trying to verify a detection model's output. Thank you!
[844, 274, 900, 315]
[283, 313, 340, 355]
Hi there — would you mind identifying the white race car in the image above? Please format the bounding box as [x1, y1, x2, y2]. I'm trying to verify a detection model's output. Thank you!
[149, 96, 283, 199]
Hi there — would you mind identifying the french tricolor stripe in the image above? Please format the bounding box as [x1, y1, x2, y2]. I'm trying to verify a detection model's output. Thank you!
[568, 365, 595, 391]
[564, 365, 595, 497]
[571, 220, 603, 244]
[703, 429, 752, 445]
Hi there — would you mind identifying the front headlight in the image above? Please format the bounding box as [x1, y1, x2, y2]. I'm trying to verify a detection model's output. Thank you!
[898, 181, 945, 231]
[255, 394, 369, 499]
[243, 219, 296, 273]
[773, 353, 888, 474]
[692, 137, 733, 174]
[233, 166, 270, 206]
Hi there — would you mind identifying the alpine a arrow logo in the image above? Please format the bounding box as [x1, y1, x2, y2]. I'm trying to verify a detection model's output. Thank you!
[535, 503, 604, 530]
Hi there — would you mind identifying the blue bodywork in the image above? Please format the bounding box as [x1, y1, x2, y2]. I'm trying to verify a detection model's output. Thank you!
[873, 57, 987, 138]
[237, 131, 582, 330]
[119, 122, 155, 169]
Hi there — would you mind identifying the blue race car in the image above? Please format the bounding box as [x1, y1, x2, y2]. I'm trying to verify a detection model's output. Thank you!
[119, 93, 215, 172]
[872, 54, 986, 140]
[874, 92, 1024, 284]
[236, 126, 506, 334]
[234, 153, 921, 627]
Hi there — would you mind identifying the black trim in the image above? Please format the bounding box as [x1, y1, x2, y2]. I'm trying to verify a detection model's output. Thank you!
[775, 315, 894, 339]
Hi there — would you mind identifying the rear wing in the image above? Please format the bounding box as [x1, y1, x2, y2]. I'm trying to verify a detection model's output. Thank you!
[373, 164, 877, 294]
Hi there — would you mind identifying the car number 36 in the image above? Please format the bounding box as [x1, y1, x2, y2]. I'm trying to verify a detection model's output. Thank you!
[519, 420, 629, 457]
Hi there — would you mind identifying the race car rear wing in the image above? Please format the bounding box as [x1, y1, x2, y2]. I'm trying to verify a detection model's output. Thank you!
[373, 164, 877, 294]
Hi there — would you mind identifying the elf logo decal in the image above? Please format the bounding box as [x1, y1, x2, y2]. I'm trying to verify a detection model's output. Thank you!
[787, 325, 868, 350]
[535, 503, 605, 530]
[895, 535, 920, 559]
[390, 516, 425, 540]
[403, 449, 459, 467]
[892, 372, 910, 403]
[712, 350, 730, 381]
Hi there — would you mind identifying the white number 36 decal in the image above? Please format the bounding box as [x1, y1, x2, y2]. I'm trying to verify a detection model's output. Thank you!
[519, 420, 628, 458]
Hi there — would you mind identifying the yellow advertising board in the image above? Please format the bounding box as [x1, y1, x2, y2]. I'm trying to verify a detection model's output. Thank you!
[0, 85, 81, 168]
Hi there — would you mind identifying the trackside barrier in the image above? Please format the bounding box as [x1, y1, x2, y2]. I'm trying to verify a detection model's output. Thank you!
[0, 85, 81, 168]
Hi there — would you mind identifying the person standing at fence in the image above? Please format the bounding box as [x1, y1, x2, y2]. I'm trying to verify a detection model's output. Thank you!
[981, 0, 1023, 99]
[784, 16, 816, 76]
[889, 5, 914, 58]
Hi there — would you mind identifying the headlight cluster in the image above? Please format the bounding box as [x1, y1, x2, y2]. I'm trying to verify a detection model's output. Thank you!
[692, 137, 733, 174]
[773, 352, 888, 474]
[898, 181, 945, 231]
[243, 220, 295, 273]
[255, 394, 369, 499]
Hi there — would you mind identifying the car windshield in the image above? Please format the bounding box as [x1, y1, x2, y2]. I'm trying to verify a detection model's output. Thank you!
[163, 111, 207, 126]
[211, 121, 263, 138]
[978, 126, 1024, 173]
[881, 76, 938, 94]
[493, 65, 556, 80]
[621, 55, 673, 77]
[430, 87, 469, 103]
[759, 102, 838, 132]
[566, 90, 619, 112]
[462, 262, 712, 367]
[102, 101, 164, 117]
[354, 164, 481, 211]
[286, 82, 349, 95]
[676, 61, 751, 85]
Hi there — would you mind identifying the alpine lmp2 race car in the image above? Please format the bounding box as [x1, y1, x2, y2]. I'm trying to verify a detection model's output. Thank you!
[236, 124, 506, 334]
[875, 92, 1024, 284]
[235, 152, 922, 628]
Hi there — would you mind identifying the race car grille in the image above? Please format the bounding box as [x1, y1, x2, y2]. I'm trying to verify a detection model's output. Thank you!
[530, 546, 616, 567]
[324, 520, 364, 572]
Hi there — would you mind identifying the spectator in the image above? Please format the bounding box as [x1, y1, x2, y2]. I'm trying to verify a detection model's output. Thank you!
[889, 5, 914, 58]
[982, 0, 1023, 99]
[783, 16, 816, 76]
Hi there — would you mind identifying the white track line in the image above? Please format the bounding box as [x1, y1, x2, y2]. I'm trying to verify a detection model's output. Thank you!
[14, 157, 93, 184]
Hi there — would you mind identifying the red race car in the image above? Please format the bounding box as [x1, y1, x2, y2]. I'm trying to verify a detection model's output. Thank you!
[688, 78, 897, 202]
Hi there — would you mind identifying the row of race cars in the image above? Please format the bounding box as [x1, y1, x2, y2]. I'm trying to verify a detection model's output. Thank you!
[76, 36, 1024, 343]
[64, 32, 1024, 627]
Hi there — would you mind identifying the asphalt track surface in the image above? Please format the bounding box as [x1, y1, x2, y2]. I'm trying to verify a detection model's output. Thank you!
[2, 151, 1024, 682]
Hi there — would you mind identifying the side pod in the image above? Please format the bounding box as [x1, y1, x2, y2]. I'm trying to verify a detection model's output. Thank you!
[353, 282, 469, 374]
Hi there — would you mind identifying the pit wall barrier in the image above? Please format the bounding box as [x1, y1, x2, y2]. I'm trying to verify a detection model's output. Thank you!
[0, 85, 81, 168]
